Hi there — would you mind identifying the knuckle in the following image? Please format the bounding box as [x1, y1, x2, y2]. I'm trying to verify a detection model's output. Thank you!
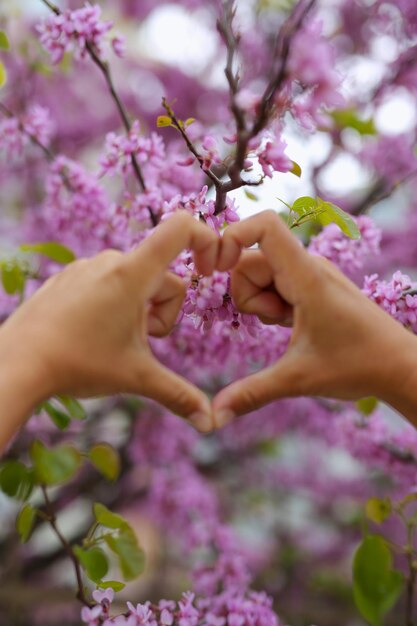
[171, 211, 194, 229]
[240, 386, 260, 414]
[260, 209, 279, 226]
[97, 249, 124, 264]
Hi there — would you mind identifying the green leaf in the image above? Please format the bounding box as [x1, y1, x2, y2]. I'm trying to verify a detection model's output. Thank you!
[104, 528, 145, 581]
[89, 444, 121, 482]
[74, 546, 109, 583]
[244, 190, 259, 202]
[156, 115, 172, 128]
[185, 118, 196, 127]
[16, 504, 37, 542]
[0, 461, 34, 500]
[0, 32, 10, 51]
[290, 160, 302, 178]
[356, 396, 378, 416]
[1, 262, 25, 296]
[30, 441, 81, 486]
[332, 108, 376, 136]
[20, 242, 76, 265]
[31, 61, 53, 77]
[57, 396, 86, 420]
[94, 503, 128, 530]
[353, 535, 403, 626]
[366, 498, 392, 524]
[291, 196, 360, 240]
[43, 401, 71, 431]
[0, 61, 7, 89]
[317, 200, 361, 240]
[97, 580, 126, 592]
[292, 196, 318, 216]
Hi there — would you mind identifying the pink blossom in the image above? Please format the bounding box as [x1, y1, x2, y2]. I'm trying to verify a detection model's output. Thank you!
[160, 608, 174, 625]
[81, 605, 102, 626]
[111, 35, 126, 58]
[127, 602, 156, 625]
[92, 587, 115, 606]
[37, 3, 114, 64]
[257, 138, 292, 178]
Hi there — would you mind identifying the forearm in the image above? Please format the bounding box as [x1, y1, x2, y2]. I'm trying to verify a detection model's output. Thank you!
[0, 328, 51, 454]
[377, 329, 417, 426]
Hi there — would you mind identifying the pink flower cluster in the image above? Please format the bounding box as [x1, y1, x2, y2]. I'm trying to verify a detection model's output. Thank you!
[363, 271, 417, 332]
[0, 105, 54, 159]
[41, 155, 111, 254]
[100, 124, 165, 179]
[81, 588, 281, 626]
[124, 406, 282, 626]
[308, 215, 381, 278]
[37, 3, 124, 64]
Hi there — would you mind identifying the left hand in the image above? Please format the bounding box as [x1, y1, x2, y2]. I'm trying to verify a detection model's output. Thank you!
[0, 213, 218, 433]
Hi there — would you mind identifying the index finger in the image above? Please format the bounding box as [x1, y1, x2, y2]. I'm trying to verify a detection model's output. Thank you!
[218, 210, 312, 304]
[128, 212, 220, 279]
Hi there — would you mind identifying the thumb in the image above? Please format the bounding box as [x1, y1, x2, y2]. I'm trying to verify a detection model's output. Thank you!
[138, 355, 214, 433]
[212, 356, 301, 428]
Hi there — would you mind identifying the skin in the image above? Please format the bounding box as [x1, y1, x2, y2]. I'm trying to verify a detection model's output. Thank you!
[213, 210, 417, 427]
[0, 212, 219, 452]
[1, 209, 417, 452]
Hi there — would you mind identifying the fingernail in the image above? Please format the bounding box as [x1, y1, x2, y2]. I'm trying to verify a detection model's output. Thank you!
[214, 409, 235, 429]
[188, 412, 213, 433]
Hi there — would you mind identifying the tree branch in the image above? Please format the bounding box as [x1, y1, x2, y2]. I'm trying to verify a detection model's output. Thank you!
[41, 485, 91, 607]
[39, 0, 158, 227]
[0, 102, 54, 162]
[352, 168, 417, 215]
[219, 0, 317, 214]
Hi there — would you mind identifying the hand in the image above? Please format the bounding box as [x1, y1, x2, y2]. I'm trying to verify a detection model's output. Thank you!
[213, 210, 417, 427]
[0, 213, 219, 447]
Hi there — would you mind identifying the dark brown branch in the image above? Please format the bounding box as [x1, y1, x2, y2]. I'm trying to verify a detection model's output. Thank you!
[39, 0, 158, 227]
[41, 485, 91, 607]
[217, 0, 246, 135]
[215, 0, 316, 214]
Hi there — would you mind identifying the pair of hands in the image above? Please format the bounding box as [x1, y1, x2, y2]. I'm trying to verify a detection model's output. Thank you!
[1, 211, 415, 444]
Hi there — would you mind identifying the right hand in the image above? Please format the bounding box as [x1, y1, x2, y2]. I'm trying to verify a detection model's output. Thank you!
[214, 211, 416, 427]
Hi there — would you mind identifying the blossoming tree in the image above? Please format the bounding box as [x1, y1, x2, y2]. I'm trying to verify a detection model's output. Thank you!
[1, 0, 417, 625]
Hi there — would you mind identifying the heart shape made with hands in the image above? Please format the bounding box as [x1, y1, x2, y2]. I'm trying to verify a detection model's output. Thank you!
[19, 210, 388, 440]
[175, 210, 300, 433]
[0, 211, 402, 453]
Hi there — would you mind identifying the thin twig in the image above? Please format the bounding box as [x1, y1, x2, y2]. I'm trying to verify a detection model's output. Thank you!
[352, 168, 417, 215]
[0, 102, 75, 191]
[39, 0, 158, 227]
[162, 98, 222, 187]
[41, 485, 91, 607]
[0, 102, 54, 162]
